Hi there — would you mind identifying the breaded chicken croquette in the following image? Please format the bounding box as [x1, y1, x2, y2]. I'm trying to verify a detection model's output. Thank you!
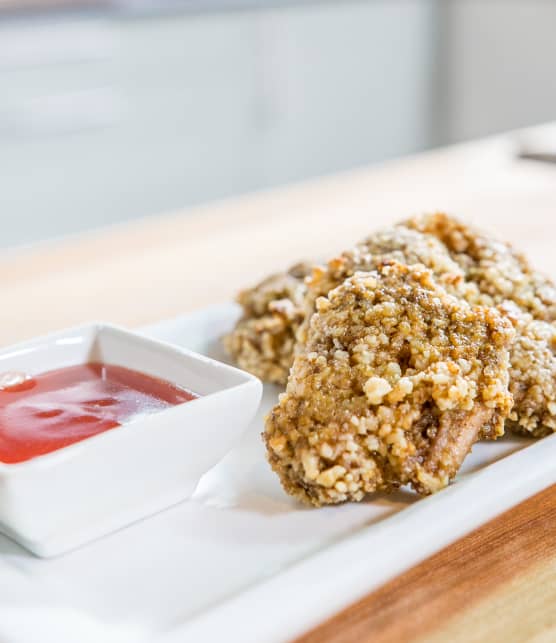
[226, 213, 556, 438]
[223, 262, 312, 384]
[405, 213, 556, 435]
[499, 302, 556, 437]
[265, 263, 514, 506]
[298, 225, 480, 346]
[405, 212, 556, 321]
[226, 226, 478, 384]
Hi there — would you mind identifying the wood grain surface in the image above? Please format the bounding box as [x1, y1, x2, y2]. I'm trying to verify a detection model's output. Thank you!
[1, 124, 556, 642]
[296, 483, 556, 643]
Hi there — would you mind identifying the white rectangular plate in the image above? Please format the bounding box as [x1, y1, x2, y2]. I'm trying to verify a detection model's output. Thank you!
[0, 303, 555, 643]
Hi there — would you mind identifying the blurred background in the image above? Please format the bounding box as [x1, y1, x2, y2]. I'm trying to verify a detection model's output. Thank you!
[1, 0, 555, 249]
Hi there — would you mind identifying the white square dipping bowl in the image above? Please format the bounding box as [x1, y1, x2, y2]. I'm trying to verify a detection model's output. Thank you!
[0, 323, 262, 557]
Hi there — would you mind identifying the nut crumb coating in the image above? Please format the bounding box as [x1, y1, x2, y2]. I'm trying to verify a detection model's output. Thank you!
[223, 263, 312, 384]
[405, 212, 556, 321]
[298, 225, 480, 346]
[405, 213, 556, 435]
[226, 227, 474, 386]
[265, 263, 514, 506]
[226, 213, 556, 438]
[500, 302, 556, 437]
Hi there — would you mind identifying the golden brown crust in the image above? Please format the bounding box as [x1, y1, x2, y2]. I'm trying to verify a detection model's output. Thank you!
[499, 302, 556, 437]
[226, 213, 556, 439]
[404, 213, 556, 435]
[404, 212, 556, 321]
[222, 263, 312, 384]
[297, 226, 481, 360]
[264, 263, 514, 506]
[225, 226, 479, 386]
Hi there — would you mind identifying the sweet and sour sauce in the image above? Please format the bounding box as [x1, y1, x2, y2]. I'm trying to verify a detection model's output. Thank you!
[0, 363, 197, 464]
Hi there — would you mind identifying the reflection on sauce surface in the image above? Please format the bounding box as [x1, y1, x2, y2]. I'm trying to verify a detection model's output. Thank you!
[0, 363, 197, 464]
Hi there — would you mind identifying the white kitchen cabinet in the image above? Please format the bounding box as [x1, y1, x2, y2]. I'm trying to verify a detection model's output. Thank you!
[0, 2, 435, 248]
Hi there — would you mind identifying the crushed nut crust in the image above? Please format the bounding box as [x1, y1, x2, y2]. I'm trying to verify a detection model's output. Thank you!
[225, 226, 480, 385]
[226, 213, 556, 438]
[264, 263, 514, 506]
[223, 263, 312, 384]
[499, 301, 556, 437]
[404, 212, 556, 321]
[298, 225, 480, 347]
[404, 213, 556, 435]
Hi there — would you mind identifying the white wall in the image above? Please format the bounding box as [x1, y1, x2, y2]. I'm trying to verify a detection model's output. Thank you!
[438, 0, 556, 143]
[0, 1, 436, 248]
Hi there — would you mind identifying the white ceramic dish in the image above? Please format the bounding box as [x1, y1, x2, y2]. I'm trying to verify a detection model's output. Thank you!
[0, 322, 261, 557]
[0, 305, 555, 643]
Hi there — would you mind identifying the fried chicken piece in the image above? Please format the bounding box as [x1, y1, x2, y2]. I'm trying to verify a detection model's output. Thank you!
[226, 215, 556, 438]
[225, 227, 475, 385]
[223, 262, 312, 384]
[405, 213, 556, 435]
[297, 225, 480, 347]
[404, 212, 556, 321]
[265, 263, 514, 506]
[499, 302, 556, 437]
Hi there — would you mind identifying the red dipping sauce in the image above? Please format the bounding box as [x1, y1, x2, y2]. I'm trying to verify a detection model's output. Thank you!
[0, 363, 197, 464]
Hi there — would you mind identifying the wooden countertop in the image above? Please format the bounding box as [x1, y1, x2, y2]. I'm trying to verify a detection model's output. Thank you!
[2, 124, 556, 642]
